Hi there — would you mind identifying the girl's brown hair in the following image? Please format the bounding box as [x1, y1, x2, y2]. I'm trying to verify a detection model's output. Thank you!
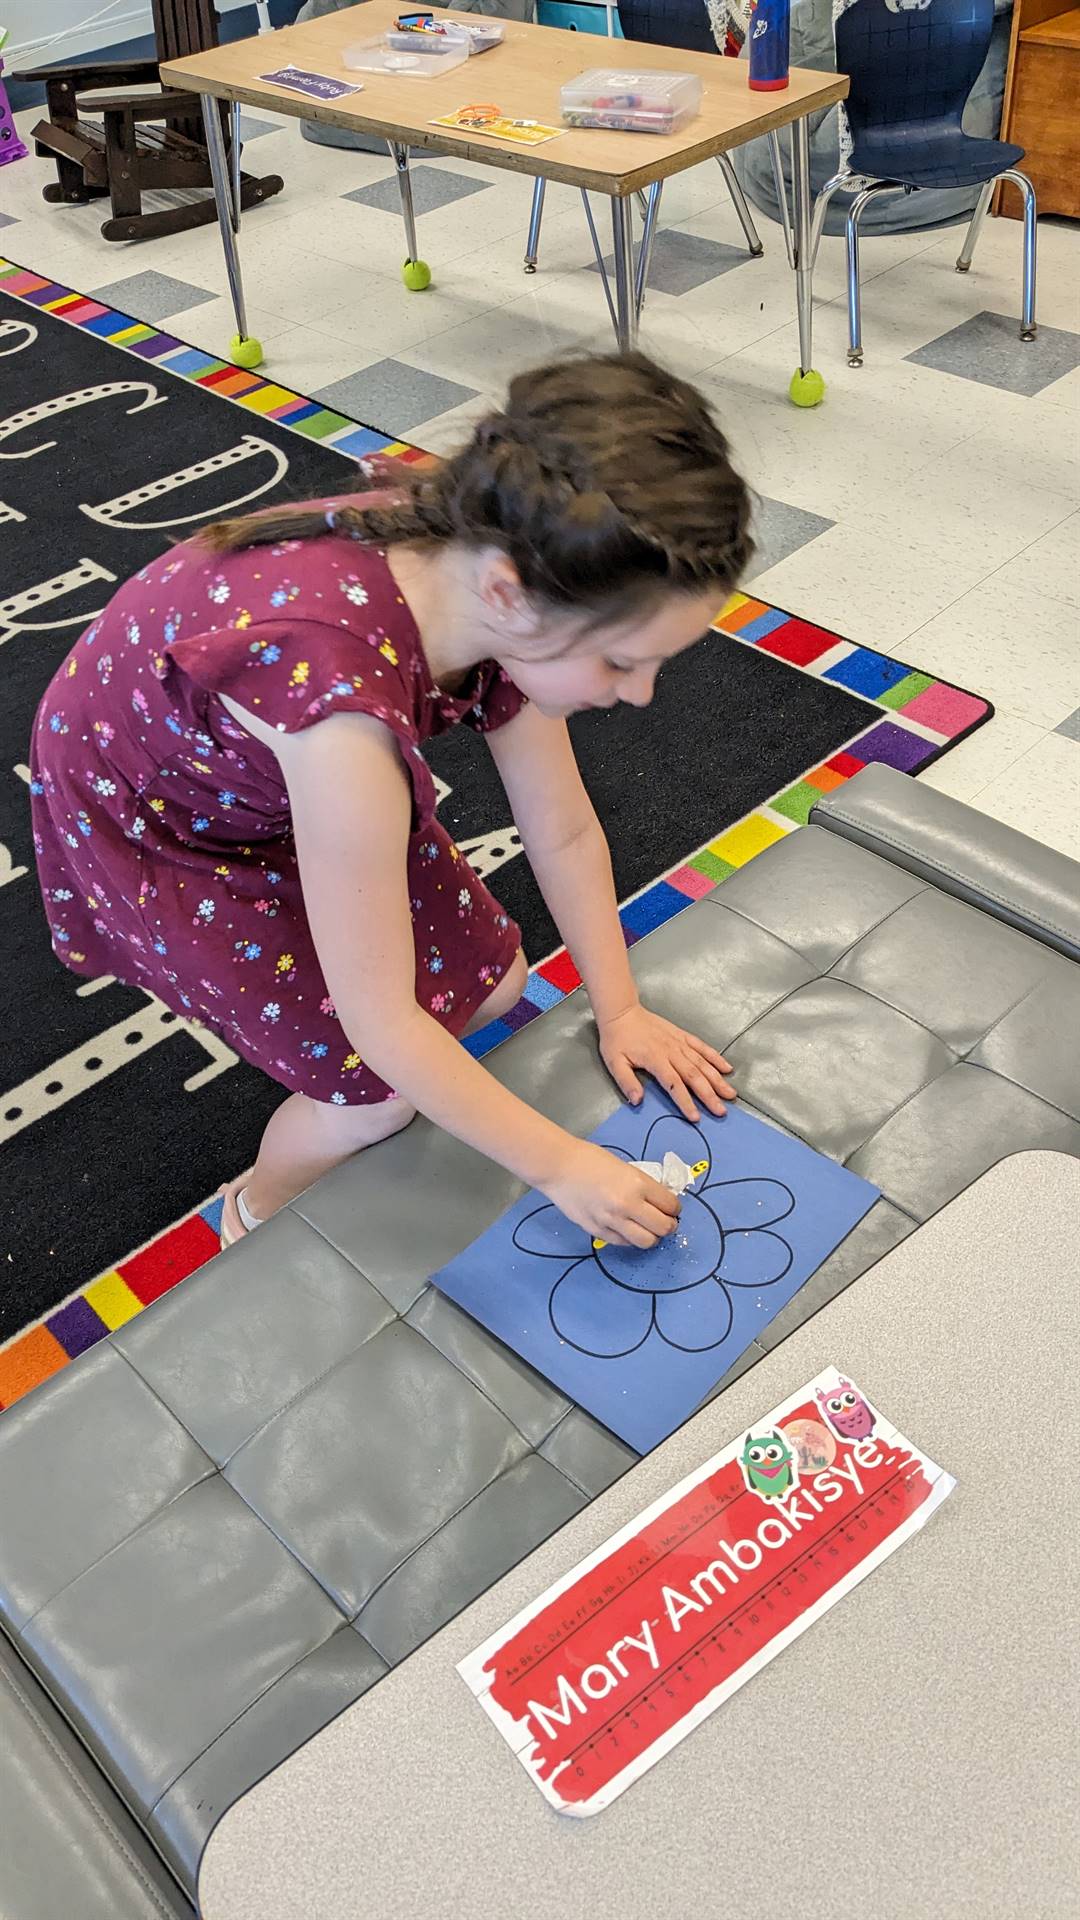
[200, 351, 753, 620]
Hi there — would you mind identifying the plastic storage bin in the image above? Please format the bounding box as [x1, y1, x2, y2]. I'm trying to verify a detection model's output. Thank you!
[342, 34, 470, 75]
[536, 2, 624, 35]
[560, 67, 702, 133]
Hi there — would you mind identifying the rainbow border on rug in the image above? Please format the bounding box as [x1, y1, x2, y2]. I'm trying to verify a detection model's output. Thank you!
[0, 260, 993, 1410]
[0, 257, 428, 465]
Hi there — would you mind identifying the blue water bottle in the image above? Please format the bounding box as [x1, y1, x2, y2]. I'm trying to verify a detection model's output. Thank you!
[747, 0, 790, 92]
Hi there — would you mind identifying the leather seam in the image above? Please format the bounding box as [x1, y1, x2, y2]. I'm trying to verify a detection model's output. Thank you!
[964, 1056, 1080, 1129]
[815, 805, 1077, 944]
[821, 970, 964, 1057]
[0, 1657, 184, 1920]
[352, 1450, 584, 1629]
[144, 1622, 356, 1827]
[541, 1410, 635, 1494]
[700, 894, 823, 969]
[843, 1054, 973, 1165]
[711, 973, 822, 1055]
[220, 1332, 388, 1470]
[821, 890, 930, 974]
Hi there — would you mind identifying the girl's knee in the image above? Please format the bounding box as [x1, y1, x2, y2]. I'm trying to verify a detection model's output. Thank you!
[316, 1092, 416, 1151]
[465, 948, 528, 1033]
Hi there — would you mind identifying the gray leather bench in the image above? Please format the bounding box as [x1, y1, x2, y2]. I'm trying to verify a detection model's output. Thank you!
[2, 764, 1079, 1919]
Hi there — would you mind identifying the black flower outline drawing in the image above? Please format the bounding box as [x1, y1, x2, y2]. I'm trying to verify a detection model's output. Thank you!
[512, 1113, 795, 1361]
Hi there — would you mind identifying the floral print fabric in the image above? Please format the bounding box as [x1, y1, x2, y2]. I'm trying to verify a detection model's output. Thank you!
[30, 501, 524, 1105]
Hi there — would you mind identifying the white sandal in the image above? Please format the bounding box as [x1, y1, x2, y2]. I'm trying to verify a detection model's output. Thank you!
[218, 1175, 256, 1249]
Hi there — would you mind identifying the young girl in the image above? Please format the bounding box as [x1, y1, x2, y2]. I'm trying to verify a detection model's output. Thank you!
[31, 352, 752, 1252]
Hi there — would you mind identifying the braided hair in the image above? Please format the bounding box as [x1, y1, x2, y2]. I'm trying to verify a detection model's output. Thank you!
[199, 352, 753, 619]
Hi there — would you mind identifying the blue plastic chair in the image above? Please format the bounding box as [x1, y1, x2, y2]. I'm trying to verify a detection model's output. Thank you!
[524, 0, 789, 302]
[810, 0, 1036, 364]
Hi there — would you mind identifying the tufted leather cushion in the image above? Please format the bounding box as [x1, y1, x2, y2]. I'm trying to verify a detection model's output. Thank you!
[1, 767, 1077, 1903]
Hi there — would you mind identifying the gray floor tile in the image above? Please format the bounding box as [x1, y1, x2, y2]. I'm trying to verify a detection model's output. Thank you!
[590, 228, 749, 297]
[343, 165, 490, 217]
[905, 309, 1080, 396]
[87, 270, 217, 322]
[1055, 708, 1080, 741]
[751, 495, 834, 575]
[312, 358, 479, 434]
[238, 114, 281, 141]
[0, 212, 18, 229]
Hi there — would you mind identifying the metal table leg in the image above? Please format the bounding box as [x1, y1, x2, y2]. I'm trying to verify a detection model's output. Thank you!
[716, 151, 764, 258]
[768, 129, 794, 270]
[580, 192, 618, 334]
[200, 91, 261, 368]
[610, 194, 637, 352]
[390, 140, 431, 291]
[229, 100, 242, 235]
[789, 113, 823, 407]
[634, 180, 662, 315]
[524, 177, 546, 273]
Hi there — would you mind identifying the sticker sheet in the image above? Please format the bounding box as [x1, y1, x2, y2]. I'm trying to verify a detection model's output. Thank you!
[259, 67, 364, 100]
[459, 1370, 955, 1815]
[430, 110, 564, 143]
[434, 1090, 879, 1452]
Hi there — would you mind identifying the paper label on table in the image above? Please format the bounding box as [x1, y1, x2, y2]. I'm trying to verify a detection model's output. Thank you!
[459, 1370, 954, 1816]
[431, 110, 563, 143]
[259, 67, 364, 100]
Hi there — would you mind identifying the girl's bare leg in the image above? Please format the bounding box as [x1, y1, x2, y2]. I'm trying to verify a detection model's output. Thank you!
[243, 949, 528, 1220]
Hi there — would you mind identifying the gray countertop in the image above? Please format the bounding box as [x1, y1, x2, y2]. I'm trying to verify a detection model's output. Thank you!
[199, 1150, 1080, 1920]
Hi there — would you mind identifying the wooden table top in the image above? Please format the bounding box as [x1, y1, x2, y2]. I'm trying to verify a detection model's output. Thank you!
[160, 0, 847, 195]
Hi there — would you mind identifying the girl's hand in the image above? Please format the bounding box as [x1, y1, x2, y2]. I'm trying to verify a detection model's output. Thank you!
[598, 1005, 736, 1121]
[543, 1141, 681, 1250]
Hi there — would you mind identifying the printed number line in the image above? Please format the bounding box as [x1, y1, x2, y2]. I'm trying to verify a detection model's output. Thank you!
[558, 1463, 918, 1768]
[504, 1484, 745, 1691]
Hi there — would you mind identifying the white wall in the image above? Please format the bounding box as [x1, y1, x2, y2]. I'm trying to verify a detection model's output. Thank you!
[7, 0, 251, 69]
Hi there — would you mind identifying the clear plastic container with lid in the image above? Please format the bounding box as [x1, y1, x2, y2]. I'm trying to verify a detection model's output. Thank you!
[342, 33, 470, 75]
[560, 67, 702, 134]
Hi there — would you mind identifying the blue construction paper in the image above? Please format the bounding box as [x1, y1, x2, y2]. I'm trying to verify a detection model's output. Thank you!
[433, 1090, 879, 1454]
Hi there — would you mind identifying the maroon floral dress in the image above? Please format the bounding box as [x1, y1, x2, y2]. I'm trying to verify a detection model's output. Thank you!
[29, 503, 525, 1106]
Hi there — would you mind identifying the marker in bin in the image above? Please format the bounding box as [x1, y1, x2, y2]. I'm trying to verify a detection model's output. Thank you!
[747, 0, 790, 92]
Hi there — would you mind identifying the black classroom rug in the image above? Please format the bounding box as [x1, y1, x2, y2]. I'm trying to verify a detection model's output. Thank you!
[0, 264, 991, 1394]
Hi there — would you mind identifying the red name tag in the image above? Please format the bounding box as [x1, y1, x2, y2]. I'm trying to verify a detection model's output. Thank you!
[459, 1370, 954, 1814]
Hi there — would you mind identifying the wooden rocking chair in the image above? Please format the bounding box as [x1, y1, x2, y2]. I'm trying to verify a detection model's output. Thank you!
[17, 0, 283, 243]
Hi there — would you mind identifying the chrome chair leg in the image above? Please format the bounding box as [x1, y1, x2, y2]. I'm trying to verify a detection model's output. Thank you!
[769, 129, 794, 270]
[955, 179, 993, 273]
[1000, 167, 1038, 338]
[524, 176, 546, 274]
[810, 171, 847, 270]
[715, 151, 764, 258]
[844, 180, 900, 364]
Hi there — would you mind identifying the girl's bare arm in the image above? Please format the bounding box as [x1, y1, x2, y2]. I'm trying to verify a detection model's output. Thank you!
[219, 696, 679, 1248]
[487, 703, 735, 1120]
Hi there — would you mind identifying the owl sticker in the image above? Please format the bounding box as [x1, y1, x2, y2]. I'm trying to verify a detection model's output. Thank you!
[816, 1378, 875, 1442]
[740, 1429, 796, 1503]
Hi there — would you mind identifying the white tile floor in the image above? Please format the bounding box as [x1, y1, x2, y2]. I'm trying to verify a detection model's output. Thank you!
[3, 103, 1078, 853]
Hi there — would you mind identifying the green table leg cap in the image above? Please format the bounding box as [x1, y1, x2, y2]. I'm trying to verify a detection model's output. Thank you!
[402, 259, 432, 292]
[230, 334, 264, 370]
[789, 367, 825, 408]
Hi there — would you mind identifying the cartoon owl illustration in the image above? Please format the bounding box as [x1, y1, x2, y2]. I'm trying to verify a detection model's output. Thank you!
[740, 1430, 796, 1502]
[816, 1379, 875, 1441]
